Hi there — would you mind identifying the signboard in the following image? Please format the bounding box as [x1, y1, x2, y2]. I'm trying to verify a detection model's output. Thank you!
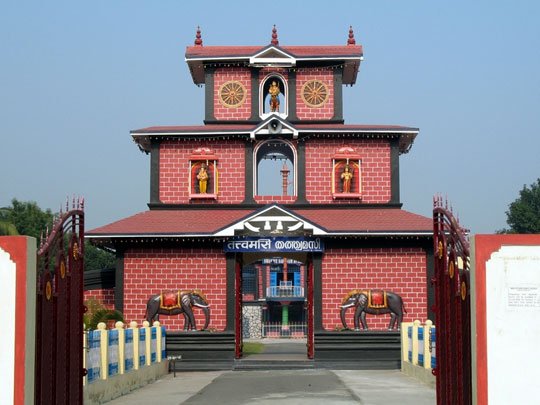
[224, 237, 324, 253]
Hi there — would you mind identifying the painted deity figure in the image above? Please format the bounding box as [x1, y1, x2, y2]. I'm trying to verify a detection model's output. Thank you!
[197, 164, 209, 193]
[341, 164, 353, 193]
[268, 81, 281, 112]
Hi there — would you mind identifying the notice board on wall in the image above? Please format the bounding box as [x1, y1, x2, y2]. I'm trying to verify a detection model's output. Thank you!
[471, 235, 540, 405]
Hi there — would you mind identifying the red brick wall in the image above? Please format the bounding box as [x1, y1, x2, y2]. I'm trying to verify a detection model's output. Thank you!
[254, 195, 296, 204]
[214, 67, 251, 120]
[84, 289, 115, 309]
[159, 139, 245, 204]
[123, 248, 227, 331]
[305, 139, 391, 204]
[322, 247, 427, 330]
[296, 70, 334, 120]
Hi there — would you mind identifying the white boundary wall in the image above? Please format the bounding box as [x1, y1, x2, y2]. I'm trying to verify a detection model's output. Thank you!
[0, 247, 16, 404]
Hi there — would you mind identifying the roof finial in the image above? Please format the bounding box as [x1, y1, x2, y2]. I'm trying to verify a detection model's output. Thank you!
[347, 26, 356, 45]
[194, 26, 203, 46]
[271, 25, 279, 46]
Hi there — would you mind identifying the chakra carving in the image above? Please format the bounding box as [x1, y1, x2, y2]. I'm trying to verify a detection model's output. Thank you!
[219, 80, 246, 108]
[301, 80, 329, 107]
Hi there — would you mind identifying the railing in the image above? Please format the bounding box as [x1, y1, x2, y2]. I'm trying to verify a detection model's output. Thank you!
[84, 321, 166, 384]
[262, 322, 307, 338]
[401, 320, 436, 370]
[266, 285, 304, 298]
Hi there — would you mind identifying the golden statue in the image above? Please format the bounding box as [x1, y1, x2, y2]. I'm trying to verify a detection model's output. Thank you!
[197, 164, 209, 193]
[341, 164, 353, 193]
[268, 81, 280, 112]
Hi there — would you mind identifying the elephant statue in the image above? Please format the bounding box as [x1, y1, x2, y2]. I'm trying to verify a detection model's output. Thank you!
[145, 290, 210, 331]
[340, 289, 406, 331]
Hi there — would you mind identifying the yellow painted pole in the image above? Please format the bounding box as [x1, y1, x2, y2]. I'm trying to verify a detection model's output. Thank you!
[401, 322, 413, 363]
[82, 331, 87, 386]
[116, 322, 125, 374]
[143, 321, 151, 366]
[130, 321, 139, 370]
[98, 322, 108, 380]
[424, 320, 433, 369]
[153, 321, 162, 362]
[412, 319, 420, 366]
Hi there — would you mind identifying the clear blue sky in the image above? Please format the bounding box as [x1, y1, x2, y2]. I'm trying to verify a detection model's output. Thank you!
[1, 1, 539, 234]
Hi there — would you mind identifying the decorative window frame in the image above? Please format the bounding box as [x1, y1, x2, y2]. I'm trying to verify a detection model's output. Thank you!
[331, 147, 362, 199]
[259, 73, 288, 120]
[188, 147, 219, 200]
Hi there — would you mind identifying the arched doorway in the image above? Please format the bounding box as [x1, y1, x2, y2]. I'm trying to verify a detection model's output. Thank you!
[234, 252, 314, 359]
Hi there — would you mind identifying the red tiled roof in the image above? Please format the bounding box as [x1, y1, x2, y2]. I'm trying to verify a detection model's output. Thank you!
[131, 124, 418, 134]
[87, 209, 252, 236]
[185, 44, 363, 85]
[86, 208, 431, 238]
[185, 45, 363, 59]
[295, 209, 432, 233]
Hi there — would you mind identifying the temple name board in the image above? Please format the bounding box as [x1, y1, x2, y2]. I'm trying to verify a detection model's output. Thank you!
[224, 237, 324, 253]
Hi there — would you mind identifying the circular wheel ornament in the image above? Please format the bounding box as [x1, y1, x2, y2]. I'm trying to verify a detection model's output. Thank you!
[60, 260, 66, 279]
[45, 281, 52, 301]
[301, 80, 329, 107]
[218, 81, 246, 108]
[461, 281, 467, 300]
[448, 260, 455, 279]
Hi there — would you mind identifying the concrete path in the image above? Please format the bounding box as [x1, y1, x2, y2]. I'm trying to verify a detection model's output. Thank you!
[105, 339, 435, 404]
[105, 369, 435, 404]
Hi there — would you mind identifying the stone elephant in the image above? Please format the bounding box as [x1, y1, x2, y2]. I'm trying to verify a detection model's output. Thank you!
[145, 290, 210, 331]
[340, 289, 405, 331]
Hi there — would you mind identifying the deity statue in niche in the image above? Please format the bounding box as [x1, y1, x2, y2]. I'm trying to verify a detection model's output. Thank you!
[268, 80, 281, 112]
[196, 164, 209, 193]
[341, 164, 353, 193]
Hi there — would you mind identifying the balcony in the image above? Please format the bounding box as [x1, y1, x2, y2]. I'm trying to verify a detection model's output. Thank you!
[266, 282, 305, 301]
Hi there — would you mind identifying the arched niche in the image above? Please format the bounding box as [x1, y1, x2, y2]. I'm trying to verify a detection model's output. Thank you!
[260, 74, 288, 119]
[254, 139, 296, 197]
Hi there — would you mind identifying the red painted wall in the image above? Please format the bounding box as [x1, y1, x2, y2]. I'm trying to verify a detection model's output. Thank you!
[322, 247, 427, 330]
[296, 70, 334, 120]
[213, 67, 251, 120]
[123, 248, 227, 331]
[159, 139, 245, 204]
[305, 139, 391, 204]
[84, 289, 115, 309]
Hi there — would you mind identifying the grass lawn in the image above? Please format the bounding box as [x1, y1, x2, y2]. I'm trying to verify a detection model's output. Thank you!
[243, 342, 265, 355]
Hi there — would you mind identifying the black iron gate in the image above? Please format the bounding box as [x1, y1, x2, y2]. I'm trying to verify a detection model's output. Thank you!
[433, 196, 471, 404]
[36, 199, 84, 404]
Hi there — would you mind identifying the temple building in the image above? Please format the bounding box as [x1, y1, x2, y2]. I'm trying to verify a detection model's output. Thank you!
[87, 26, 433, 364]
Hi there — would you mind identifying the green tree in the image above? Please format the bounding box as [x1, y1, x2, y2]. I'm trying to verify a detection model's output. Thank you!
[84, 241, 116, 271]
[1, 198, 115, 270]
[504, 178, 540, 233]
[0, 199, 54, 239]
[0, 207, 19, 235]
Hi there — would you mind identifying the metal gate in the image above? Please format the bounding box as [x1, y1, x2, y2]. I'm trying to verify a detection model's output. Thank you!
[433, 196, 471, 404]
[36, 199, 85, 404]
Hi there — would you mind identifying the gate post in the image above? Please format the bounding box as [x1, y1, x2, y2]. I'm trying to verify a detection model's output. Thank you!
[0, 236, 37, 405]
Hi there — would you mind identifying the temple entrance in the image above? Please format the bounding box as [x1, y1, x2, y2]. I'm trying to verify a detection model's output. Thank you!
[235, 253, 314, 360]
